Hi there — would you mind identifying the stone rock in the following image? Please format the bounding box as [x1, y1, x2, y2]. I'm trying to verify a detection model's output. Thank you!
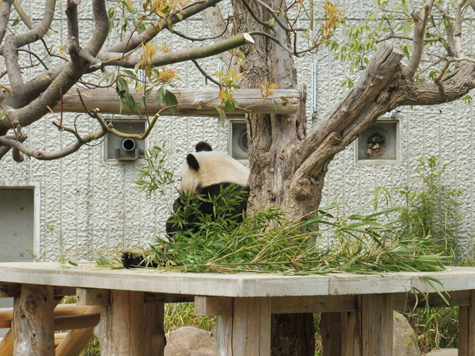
[165, 326, 217, 356]
[393, 311, 422, 356]
[425, 349, 458, 356]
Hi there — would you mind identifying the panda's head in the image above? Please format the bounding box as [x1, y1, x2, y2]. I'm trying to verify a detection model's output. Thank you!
[180, 141, 250, 193]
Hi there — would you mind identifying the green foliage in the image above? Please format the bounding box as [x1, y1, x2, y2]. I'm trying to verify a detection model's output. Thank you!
[135, 144, 175, 198]
[402, 307, 459, 353]
[398, 156, 462, 261]
[142, 183, 451, 274]
[165, 303, 216, 332]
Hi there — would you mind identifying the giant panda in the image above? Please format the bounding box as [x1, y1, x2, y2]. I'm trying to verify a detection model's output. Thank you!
[121, 141, 250, 268]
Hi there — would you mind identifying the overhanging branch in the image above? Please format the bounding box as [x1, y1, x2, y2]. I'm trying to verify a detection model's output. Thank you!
[101, 0, 224, 54]
[96, 33, 255, 69]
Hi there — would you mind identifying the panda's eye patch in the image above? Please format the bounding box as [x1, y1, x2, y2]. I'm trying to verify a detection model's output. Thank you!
[186, 154, 200, 171]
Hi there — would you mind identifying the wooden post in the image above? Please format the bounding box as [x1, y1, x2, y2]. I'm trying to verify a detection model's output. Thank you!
[321, 305, 362, 356]
[13, 284, 55, 356]
[214, 315, 233, 356]
[99, 290, 165, 356]
[361, 294, 393, 356]
[232, 297, 271, 356]
[458, 290, 475, 356]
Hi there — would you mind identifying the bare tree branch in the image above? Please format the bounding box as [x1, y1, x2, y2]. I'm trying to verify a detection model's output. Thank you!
[453, 0, 466, 57]
[403, 0, 435, 79]
[3, 35, 23, 93]
[192, 60, 220, 87]
[297, 43, 404, 165]
[96, 33, 255, 69]
[14, 0, 56, 47]
[0, 125, 107, 160]
[13, 0, 33, 30]
[101, 0, 224, 54]
[0, 0, 13, 47]
[203, 5, 234, 64]
[85, 0, 109, 56]
[65, 0, 81, 64]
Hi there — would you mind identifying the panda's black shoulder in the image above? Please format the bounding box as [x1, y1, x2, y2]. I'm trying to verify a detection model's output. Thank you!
[200, 182, 248, 196]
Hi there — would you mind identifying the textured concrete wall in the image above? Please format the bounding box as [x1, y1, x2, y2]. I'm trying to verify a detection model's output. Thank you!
[0, 0, 473, 261]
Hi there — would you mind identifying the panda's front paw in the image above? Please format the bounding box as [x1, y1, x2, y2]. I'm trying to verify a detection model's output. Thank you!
[121, 252, 144, 269]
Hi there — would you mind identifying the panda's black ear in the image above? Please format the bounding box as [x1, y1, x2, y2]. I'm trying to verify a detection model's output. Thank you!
[186, 154, 200, 171]
[195, 141, 212, 152]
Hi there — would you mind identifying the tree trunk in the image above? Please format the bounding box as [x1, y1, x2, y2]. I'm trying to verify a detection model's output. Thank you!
[227, 0, 320, 354]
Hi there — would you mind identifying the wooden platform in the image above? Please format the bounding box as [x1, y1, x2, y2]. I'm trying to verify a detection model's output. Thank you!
[0, 262, 474, 355]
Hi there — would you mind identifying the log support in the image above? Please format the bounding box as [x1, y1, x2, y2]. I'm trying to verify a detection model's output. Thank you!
[13, 284, 55, 356]
[98, 290, 165, 356]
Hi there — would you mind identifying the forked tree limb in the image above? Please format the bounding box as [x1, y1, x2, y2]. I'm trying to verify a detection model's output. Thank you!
[297, 43, 404, 165]
[14, 0, 56, 47]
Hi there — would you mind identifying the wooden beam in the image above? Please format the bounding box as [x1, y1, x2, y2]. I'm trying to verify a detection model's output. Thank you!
[13, 284, 55, 356]
[76, 288, 110, 306]
[393, 290, 471, 309]
[195, 296, 233, 316]
[0, 304, 90, 329]
[0, 86, 300, 117]
[99, 290, 166, 356]
[54, 314, 100, 331]
[144, 293, 194, 304]
[53, 287, 76, 298]
[0, 284, 20, 298]
[458, 290, 475, 356]
[55, 306, 100, 356]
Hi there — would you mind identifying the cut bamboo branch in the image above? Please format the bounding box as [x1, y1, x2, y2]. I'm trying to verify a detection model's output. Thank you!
[0, 86, 299, 117]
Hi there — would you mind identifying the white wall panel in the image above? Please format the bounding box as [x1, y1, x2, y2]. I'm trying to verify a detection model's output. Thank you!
[0, 0, 474, 261]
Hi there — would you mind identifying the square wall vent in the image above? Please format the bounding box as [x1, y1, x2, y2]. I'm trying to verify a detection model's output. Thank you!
[104, 118, 147, 162]
[228, 119, 249, 164]
[356, 119, 399, 165]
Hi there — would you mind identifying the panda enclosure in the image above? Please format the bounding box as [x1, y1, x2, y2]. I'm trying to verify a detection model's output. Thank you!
[1, 0, 475, 355]
[0, 0, 473, 264]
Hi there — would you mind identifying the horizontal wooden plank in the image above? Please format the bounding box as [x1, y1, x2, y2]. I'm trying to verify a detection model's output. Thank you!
[393, 290, 471, 309]
[271, 295, 357, 314]
[0, 283, 20, 298]
[0, 263, 475, 298]
[0, 86, 300, 117]
[54, 314, 100, 331]
[195, 296, 233, 316]
[144, 293, 194, 304]
[0, 304, 90, 329]
[76, 288, 110, 306]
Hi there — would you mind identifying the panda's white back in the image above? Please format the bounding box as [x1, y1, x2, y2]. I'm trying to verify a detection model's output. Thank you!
[180, 151, 249, 193]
